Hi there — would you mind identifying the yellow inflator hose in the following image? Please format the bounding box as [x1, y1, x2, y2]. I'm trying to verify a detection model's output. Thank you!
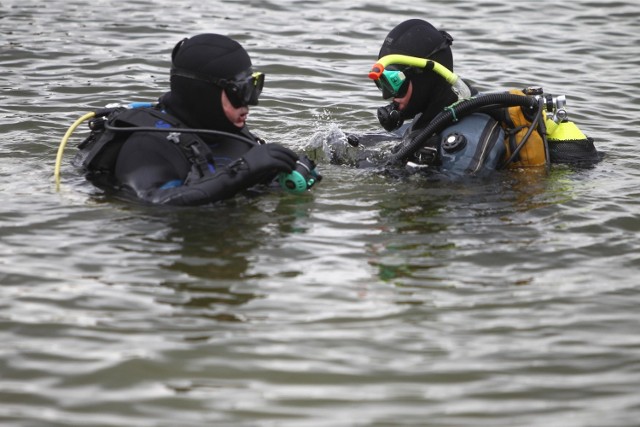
[54, 111, 95, 191]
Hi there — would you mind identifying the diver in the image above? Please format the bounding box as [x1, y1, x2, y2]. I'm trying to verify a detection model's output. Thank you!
[61, 33, 320, 205]
[351, 19, 600, 176]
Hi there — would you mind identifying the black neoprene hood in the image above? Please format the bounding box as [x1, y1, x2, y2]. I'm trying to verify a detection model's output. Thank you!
[378, 19, 456, 122]
[166, 34, 254, 132]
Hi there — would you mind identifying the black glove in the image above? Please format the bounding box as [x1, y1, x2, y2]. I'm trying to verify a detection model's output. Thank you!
[241, 143, 298, 175]
[154, 143, 300, 205]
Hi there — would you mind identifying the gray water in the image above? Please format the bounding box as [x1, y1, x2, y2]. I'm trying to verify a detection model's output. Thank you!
[2, 0, 640, 426]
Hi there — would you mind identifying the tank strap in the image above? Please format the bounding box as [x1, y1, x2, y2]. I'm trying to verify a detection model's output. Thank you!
[164, 130, 215, 182]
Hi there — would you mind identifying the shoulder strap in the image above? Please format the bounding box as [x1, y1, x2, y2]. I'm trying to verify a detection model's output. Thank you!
[81, 107, 215, 178]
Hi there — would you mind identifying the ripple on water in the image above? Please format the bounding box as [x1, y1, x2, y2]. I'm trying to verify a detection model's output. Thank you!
[2, 0, 640, 426]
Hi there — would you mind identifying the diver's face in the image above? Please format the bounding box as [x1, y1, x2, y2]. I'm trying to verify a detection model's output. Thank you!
[221, 91, 249, 128]
[393, 80, 413, 111]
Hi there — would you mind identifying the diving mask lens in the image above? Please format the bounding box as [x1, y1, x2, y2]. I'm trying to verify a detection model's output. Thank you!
[375, 69, 408, 99]
[169, 67, 265, 107]
[224, 71, 265, 108]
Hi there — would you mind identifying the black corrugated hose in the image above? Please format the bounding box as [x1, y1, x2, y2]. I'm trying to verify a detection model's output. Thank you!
[388, 93, 539, 164]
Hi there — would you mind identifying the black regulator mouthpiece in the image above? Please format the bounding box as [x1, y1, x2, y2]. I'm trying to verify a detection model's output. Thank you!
[278, 155, 322, 194]
[377, 102, 404, 132]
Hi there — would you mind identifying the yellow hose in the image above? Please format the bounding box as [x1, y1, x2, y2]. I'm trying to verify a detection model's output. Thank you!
[376, 54, 458, 85]
[54, 111, 95, 191]
[372, 54, 471, 99]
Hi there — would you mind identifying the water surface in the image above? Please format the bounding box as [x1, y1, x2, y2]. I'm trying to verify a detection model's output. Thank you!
[2, 0, 640, 426]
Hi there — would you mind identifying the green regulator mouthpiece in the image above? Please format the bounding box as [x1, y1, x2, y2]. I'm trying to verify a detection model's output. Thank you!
[278, 156, 322, 194]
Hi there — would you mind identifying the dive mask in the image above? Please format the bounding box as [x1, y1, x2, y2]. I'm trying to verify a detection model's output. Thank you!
[369, 34, 467, 100]
[375, 68, 410, 99]
[220, 71, 265, 108]
[171, 67, 265, 108]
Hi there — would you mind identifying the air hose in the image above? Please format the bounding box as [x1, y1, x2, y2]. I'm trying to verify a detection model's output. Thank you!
[387, 92, 540, 165]
[55, 105, 152, 190]
[103, 122, 258, 145]
[55, 111, 96, 190]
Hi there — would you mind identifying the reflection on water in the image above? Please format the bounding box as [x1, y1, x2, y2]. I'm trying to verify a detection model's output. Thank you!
[2, 0, 640, 425]
[367, 167, 582, 288]
[153, 199, 314, 322]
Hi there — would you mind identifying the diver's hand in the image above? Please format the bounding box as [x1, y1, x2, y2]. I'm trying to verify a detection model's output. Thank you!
[241, 143, 298, 175]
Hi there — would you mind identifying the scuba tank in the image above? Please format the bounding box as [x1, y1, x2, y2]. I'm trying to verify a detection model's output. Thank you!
[541, 93, 600, 165]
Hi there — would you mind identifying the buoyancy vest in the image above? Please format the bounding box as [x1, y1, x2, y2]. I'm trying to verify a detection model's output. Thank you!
[400, 89, 546, 174]
[78, 107, 207, 177]
[436, 113, 505, 176]
[77, 106, 257, 182]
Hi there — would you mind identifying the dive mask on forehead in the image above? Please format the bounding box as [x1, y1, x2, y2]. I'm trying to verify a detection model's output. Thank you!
[171, 67, 265, 108]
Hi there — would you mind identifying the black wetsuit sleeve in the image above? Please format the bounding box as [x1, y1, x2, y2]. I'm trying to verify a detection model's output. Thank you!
[152, 143, 299, 206]
[114, 134, 298, 206]
[148, 163, 265, 205]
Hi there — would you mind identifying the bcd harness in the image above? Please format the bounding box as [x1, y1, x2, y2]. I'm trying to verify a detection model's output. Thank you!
[78, 106, 257, 183]
[56, 104, 321, 197]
